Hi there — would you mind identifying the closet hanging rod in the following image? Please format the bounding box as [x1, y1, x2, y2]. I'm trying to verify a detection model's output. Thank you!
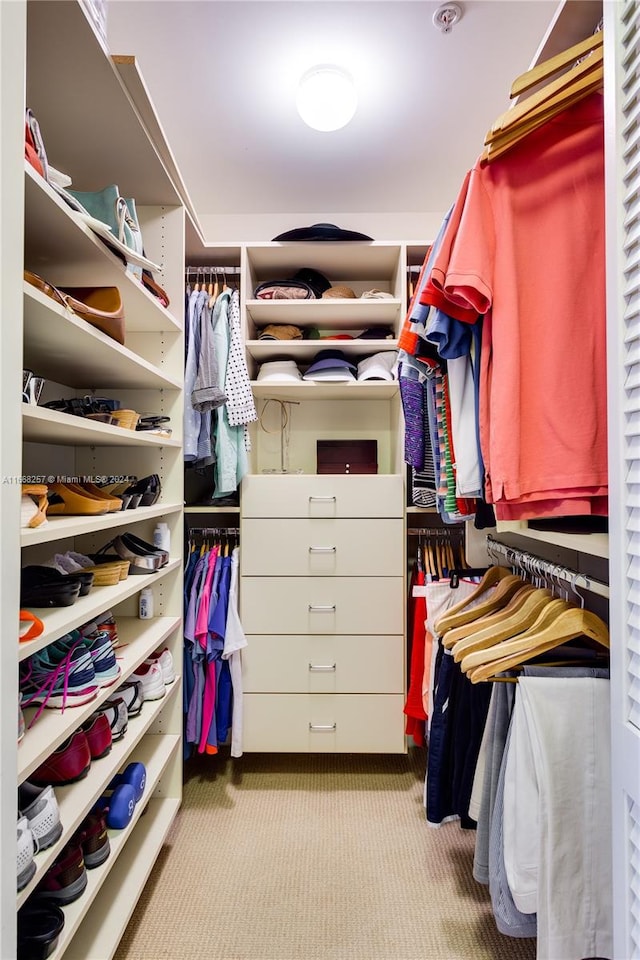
[407, 527, 464, 538]
[189, 526, 240, 536]
[486, 536, 609, 599]
[185, 265, 241, 274]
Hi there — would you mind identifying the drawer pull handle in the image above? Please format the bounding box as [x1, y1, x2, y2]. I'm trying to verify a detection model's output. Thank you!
[308, 546, 336, 553]
[309, 496, 336, 502]
[308, 604, 336, 613]
[309, 663, 336, 672]
[309, 723, 337, 732]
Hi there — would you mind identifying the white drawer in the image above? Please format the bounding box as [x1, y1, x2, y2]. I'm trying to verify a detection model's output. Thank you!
[240, 576, 404, 634]
[240, 518, 403, 576]
[243, 694, 407, 753]
[240, 473, 404, 518]
[242, 635, 405, 693]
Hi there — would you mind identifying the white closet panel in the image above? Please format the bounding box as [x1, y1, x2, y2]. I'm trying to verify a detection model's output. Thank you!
[606, 0, 640, 954]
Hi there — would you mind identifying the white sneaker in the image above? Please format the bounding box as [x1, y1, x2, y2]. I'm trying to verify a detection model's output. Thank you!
[17, 816, 37, 891]
[129, 661, 165, 701]
[144, 647, 175, 685]
[19, 782, 63, 851]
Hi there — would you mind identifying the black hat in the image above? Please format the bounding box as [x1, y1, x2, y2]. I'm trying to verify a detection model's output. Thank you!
[273, 223, 373, 242]
[291, 268, 331, 297]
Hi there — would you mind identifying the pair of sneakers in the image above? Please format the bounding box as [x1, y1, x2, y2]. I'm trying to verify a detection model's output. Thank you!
[17, 780, 64, 891]
[128, 647, 175, 702]
[19, 628, 121, 728]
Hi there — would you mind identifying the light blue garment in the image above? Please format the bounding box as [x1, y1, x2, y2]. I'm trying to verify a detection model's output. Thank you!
[212, 292, 248, 498]
[195, 302, 215, 468]
[408, 206, 454, 332]
[488, 715, 538, 938]
[183, 290, 206, 462]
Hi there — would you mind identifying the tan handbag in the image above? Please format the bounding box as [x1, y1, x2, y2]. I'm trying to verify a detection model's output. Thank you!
[24, 270, 125, 345]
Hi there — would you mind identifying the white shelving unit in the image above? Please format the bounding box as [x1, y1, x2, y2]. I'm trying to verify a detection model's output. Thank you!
[6, 2, 186, 957]
[236, 242, 408, 753]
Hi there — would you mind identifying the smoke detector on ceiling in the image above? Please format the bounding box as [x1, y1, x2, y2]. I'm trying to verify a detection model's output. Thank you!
[433, 2, 463, 34]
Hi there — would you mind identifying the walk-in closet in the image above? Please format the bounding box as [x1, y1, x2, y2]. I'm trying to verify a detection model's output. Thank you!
[3, 0, 637, 958]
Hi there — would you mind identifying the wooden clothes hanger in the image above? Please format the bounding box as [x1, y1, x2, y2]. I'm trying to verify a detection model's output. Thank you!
[442, 581, 535, 650]
[433, 564, 513, 633]
[480, 31, 603, 165]
[434, 570, 523, 636]
[447, 585, 551, 658]
[460, 597, 571, 674]
[208, 270, 220, 309]
[510, 31, 603, 99]
[453, 587, 554, 665]
[465, 604, 609, 683]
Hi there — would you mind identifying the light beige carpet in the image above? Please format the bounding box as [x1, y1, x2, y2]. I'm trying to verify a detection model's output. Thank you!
[115, 751, 536, 960]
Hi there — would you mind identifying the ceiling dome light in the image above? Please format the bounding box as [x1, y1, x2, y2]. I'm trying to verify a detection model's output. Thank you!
[296, 65, 357, 132]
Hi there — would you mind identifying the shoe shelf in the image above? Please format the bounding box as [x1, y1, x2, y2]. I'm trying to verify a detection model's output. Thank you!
[23, 284, 183, 391]
[19, 615, 181, 783]
[184, 505, 240, 514]
[26, 0, 181, 208]
[19, 565, 182, 662]
[17, 682, 181, 908]
[245, 299, 402, 327]
[33, 737, 181, 960]
[22, 405, 181, 449]
[23, 167, 181, 335]
[64, 795, 181, 960]
[21, 504, 183, 548]
[246, 338, 398, 363]
[250, 381, 399, 400]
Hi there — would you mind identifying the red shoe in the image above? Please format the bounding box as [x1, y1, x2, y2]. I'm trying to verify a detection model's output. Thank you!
[30, 730, 91, 786]
[71, 811, 110, 869]
[35, 841, 87, 905]
[81, 712, 112, 760]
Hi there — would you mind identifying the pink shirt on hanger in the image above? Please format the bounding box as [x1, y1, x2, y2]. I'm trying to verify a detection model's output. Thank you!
[431, 93, 607, 518]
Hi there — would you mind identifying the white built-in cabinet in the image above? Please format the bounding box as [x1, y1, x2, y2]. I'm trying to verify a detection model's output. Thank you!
[235, 242, 410, 751]
[3, 2, 185, 957]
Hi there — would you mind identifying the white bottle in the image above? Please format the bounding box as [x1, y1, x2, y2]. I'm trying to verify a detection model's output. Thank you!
[139, 587, 154, 620]
[153, 522, 170, 553]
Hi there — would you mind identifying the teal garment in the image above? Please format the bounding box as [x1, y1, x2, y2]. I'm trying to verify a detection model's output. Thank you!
[211, 292, 248, 498]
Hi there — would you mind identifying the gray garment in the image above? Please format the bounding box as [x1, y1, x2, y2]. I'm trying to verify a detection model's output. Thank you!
[488, 711, 538, 939]
[474, 677, 516, 886]
[478, 665, 610, 888]
[183, 290, 206, 462]
[192, 297, 227, 412]
[522, 665, 610, 680]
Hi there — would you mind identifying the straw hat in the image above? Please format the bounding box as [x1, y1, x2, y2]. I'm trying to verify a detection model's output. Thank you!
[322, 285, 357, 299]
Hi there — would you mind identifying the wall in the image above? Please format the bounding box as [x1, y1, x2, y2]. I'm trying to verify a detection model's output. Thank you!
[197, 210, 449, 245]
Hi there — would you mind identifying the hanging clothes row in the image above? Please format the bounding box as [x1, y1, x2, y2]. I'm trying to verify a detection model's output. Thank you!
[397, 29, 606, 527]
[184, 267, 257, 502]
[425, 538, 612, 960]
[403, 526, 480, 749]
[183, 527, 247, 759]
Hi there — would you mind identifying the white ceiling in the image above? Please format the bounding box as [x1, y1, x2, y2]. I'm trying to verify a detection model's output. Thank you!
[105, 1, 596, 243]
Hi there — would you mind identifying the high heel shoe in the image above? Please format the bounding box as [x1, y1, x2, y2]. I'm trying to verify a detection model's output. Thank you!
[123, 474, 161, 507]
[108, 533, 168, 574]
